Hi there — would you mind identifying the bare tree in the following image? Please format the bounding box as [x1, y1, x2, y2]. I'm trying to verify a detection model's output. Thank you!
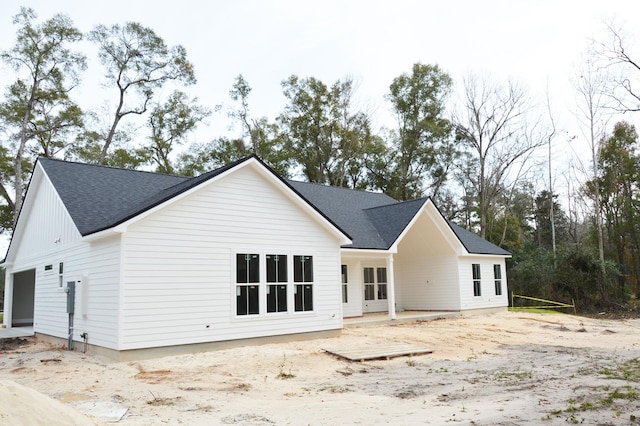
[573, 56, 611, 274]
[544, 88, 558, 260]
[592, 22, 640, 113]
[454, 74, 544, 239]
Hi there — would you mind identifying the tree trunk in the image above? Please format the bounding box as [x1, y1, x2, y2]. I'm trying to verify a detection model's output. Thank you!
[99, 86, 126, 165]
[13, 78, 39, 225]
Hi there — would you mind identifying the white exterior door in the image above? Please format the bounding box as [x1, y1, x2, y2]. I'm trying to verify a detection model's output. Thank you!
[362, 266, 388, 313]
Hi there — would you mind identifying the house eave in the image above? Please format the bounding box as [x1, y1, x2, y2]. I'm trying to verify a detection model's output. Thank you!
[459, 252, 512, 258]
[340, 247, 396, 256]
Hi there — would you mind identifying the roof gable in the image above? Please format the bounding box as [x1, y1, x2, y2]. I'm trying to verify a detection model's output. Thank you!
[39, 157, 189, 235]
[364, 198, 427, 248]
[36, 156, 350, 245]
[27, 156, 508, 256]
[291, 182, 510, 256]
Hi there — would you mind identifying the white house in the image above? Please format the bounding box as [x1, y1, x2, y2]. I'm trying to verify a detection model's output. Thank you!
[2, 156, 510, 360]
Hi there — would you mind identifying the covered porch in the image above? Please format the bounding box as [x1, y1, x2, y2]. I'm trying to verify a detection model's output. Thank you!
[343, 310, 459, 327]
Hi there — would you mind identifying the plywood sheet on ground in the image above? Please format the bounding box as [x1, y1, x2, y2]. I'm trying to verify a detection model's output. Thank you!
[323, 343, 433, 361]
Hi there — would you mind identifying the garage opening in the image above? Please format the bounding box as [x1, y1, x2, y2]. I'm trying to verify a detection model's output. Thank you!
[12, 269, 35, 327]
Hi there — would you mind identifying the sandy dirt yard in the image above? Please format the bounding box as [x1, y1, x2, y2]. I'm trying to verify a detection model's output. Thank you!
[1, 311, 640, 425]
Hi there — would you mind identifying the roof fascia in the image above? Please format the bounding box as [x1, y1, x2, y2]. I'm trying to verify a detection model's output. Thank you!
[341, 247, 395, 257]
[458, 252, 512, 259]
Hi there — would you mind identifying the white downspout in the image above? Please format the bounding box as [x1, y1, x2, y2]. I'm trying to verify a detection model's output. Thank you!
[3, 268, 13, 328]
[387, 254, 396, 320]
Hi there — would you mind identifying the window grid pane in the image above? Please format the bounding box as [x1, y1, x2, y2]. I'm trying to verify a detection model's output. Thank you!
[472, 263, 481, 280]
[294, 255, 313, 282]
[267, 254, 287, 283]
[237, 253, 259, 283]
[378, 283, 387, 300]
[364, 284, 375, 300]
[294, 284, 313, 311]
[377, 267, 387, 284]
[236, 284, 259, 315]
[267, 284, 287, 312]
[493, 264, 501, 279]
[363, 267, 374, 284]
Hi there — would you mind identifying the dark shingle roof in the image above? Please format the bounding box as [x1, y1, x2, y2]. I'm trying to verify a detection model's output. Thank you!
[39, 156, 247, 235]
[289, 181, 509, 255]
[364, 198, 427, 248]
[447, 221, 511, 256]
[36, 156, 509, 256]
[287, 180, 396, 249]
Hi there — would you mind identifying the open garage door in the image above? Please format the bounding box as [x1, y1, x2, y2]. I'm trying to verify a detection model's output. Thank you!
[12, 269, 35, 327]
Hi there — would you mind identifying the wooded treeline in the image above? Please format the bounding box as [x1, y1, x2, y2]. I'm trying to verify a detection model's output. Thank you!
[2, 8, 640, 312]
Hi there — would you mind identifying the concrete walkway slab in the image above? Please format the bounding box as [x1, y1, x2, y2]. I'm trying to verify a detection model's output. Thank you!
[344, 311, 459, 327]
[0, 326, 34, 338]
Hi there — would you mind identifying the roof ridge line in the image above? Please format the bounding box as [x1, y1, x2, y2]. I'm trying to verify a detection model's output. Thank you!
[286, 179, 396, 198]
[363, 197, 425, 212]
[37, 156, 186, 178]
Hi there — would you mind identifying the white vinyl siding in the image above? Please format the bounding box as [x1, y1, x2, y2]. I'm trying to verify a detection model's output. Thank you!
[394, 254, 461, 311]
[120, 165, 343, 350]
[458, 257, 509, 310]
[8, 171, 121, 349]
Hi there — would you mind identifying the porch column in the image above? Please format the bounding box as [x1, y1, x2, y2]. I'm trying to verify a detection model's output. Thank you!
[387, 254, 396, 320]
[3, 268, 12, 328]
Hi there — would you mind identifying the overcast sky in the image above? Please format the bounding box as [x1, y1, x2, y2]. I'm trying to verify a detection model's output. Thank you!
[0, 1, 638, 252]
[2, 1, 638, 138]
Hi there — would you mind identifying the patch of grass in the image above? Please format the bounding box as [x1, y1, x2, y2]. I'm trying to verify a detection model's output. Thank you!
[493, 368, 533, 381]
[0, 312, 3, 323]
[318, 385, 351, 394]
[600, 358, 640, 382]
[276, 354, 295, 379]
[601, 386, 638, 406]
[553, 385, 640, 419]
[508, 307, 566, 315]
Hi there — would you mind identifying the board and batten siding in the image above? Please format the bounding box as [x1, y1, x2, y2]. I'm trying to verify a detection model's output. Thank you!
[457, 256, 509, 311]
[392, 204, 461, 311]
[395, 254, 461, 311]
[8, 170, 121, 349]
[12, 170, 80, 263]
[119, 165, 343, 350]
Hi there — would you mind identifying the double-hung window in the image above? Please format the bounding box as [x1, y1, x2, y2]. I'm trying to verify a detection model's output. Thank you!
[294, 255, 313, 311]
[341, 265, 348, 303]
[58, 262, 64, 289]
[493, 264, 502, 296]
[472, 263, 482, 297]
[236, 254, 259, 315]
[266, 254, 288, 313]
